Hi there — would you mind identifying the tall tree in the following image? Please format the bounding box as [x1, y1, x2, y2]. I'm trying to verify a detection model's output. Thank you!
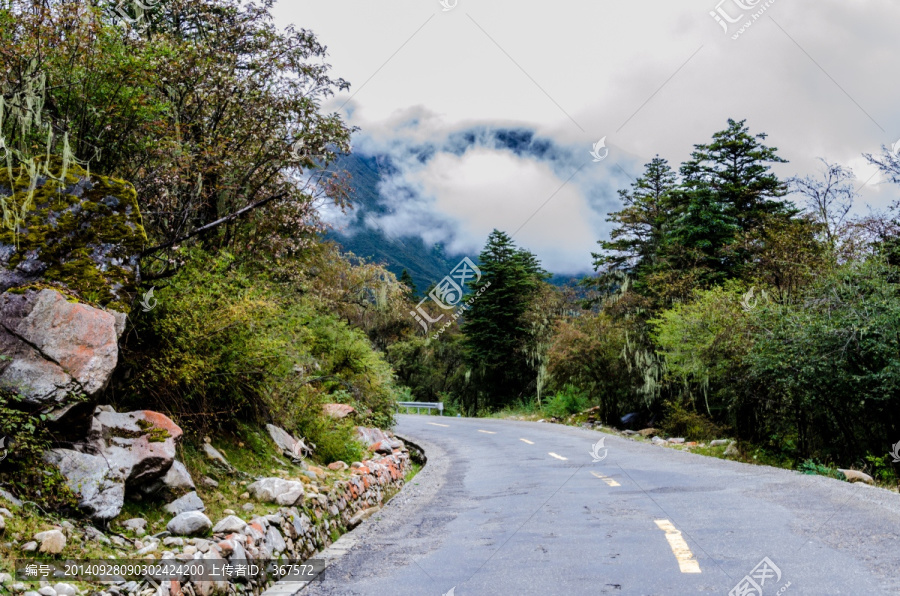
[593, 156, 679, 290]
[462, 230, 547, 412]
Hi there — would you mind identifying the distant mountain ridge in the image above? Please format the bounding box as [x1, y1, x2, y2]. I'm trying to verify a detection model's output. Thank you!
[324, 152, 461, 294]
[325, 151, 587, 294]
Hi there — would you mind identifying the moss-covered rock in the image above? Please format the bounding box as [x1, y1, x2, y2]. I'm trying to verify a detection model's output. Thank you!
[0, 160, 146, 312]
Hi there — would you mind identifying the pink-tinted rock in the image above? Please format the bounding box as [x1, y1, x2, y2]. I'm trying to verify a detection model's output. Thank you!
[86, 407, 183, 486]
[0, 290, 120, 405]
[322, 404, 356, 419]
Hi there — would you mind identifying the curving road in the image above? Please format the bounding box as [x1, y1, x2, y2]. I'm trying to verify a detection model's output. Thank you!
[303, 415, 900, 595]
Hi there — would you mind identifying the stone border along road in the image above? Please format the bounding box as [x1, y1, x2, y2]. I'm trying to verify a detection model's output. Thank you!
[269, 415, 900, 595]
[262, 434, 445, 596]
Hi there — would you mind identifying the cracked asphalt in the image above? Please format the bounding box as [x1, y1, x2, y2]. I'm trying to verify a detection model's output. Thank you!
[303, 415, 900, 595]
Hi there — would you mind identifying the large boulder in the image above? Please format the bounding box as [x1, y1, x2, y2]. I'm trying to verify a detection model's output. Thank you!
[0, 289, 120, 405]
[0, 160, 146, 311]
[45, 407, 184, 521]
[43, 449, 125, 521]
[86, 407, 183, 485]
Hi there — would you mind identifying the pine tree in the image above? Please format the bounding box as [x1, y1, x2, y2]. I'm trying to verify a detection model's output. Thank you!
[462, 230, 547, 412]
[593, 156, 679, 290]
[398, 268, 417, 298]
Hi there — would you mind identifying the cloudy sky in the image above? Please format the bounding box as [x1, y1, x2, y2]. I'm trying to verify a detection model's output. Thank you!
[274, 0, 900, 274]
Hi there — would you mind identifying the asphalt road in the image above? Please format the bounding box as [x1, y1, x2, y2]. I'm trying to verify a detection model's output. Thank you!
[304, 415, 900, 596]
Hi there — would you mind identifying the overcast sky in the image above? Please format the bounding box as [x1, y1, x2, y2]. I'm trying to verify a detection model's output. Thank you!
[274, 0, 900, 274]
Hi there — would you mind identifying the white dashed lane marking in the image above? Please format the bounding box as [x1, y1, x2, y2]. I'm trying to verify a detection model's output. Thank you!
[427, 423, 449, 427]
[520, 438, 534, 444]
[478, 430, 497, 434]
[654, 520, 701, 573]
[548, 452, 568, 461]
[590, 471, 621, 487]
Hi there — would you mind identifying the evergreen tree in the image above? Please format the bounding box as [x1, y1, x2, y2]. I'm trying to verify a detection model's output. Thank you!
[399, 268, 417, 298]
[665, 119, 794, 284]
[462, 230, 547, 412]
[593, 156, 679, 290]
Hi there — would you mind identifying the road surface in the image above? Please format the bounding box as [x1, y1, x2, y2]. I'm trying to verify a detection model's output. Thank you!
[304, 415, 900, 595]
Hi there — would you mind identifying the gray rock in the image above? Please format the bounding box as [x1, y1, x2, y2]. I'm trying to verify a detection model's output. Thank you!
[0, 489, 20, 507]
[667, 438, 685, 444]
[709, 439, 731, 447]
[164, 491, 205, 515]
[141, 460, 195, 498]
[724, 443, 740, 458]
[265, 526, 285, 554]
[241, 503, 254, 512]
[21, 541, 38, 552]
[23, 591, 40, 596]
[43, 449, 125, 521]
[86, 408, 183, 486]
[52, 586, 76, 596]
[650, 436, 666, 445]
[37, 588, 55, 596]
[247, 478, 304, 506]
[211, 515, 247, 534]
[0, 515, 4, 532]
[0, 572, 11, 584]
[122, 518, 147, 533]
[166, 512, 211, 536]
[83, 526, 111, 544]
[0, 290, 119, 405]
[200, 476, 219, 488]
[202, 443, 230, 468]
[265, 424, 313, 460]
[34, 529, 66, 554]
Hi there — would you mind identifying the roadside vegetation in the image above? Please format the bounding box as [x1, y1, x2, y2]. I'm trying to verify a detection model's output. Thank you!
[389, 121, 900, 488]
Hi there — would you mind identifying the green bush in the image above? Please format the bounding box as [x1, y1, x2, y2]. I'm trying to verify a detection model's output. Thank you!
[660, 400, 726, 440]
[119, 249, 398, 447]
[0, 390, 77, 510]
[543, 385, 589, 418]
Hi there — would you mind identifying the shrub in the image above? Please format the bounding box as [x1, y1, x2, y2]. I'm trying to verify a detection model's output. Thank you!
[660, 400, 726, 440]
[543, 385, 589, 418]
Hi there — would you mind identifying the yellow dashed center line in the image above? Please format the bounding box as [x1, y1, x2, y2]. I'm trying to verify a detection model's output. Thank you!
[478, 430, 496, 434]
[548, 452, 568, 460]
[590, 471, 621, 487]
[654, 520, 701, 574]
[520, 438, 534, 445]
[427, 423, 449, 427]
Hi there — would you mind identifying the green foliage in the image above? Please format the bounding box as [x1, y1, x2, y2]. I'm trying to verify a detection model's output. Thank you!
[798, 459, 844, 480]
[543, 385, 589, 418]
[119, 249, 399, 443]
[0, 390, 77, 511]
[462, 230, 549, 412]
[659, 400, 726, 441]
[650, 282, 754, 418]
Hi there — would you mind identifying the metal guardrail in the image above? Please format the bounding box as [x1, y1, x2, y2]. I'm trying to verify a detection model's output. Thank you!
[397, 401, 444, 415]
